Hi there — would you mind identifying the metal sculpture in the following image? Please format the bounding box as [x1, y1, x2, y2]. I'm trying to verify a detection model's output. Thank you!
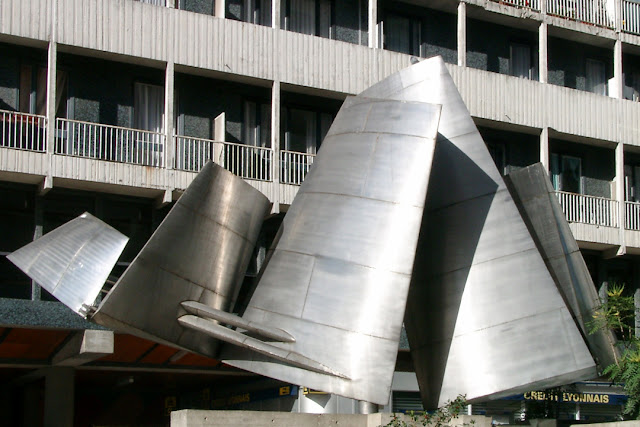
[7, 56, 613, 410]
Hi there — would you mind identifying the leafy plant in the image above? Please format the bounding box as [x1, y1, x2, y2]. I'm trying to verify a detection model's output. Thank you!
[382, 395, 474, 427]
[589, 283, 640, 419]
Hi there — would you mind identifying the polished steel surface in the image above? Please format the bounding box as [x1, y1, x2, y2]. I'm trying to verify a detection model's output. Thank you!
[506, 163, 620, 369]
[7, 212, 128, 316]
[180, 301, 295, 343]
[178, 315, 346, 377]
[359, 56, 596, 408]
[221, 98, 442, 405]
[93, 161, 271, 356]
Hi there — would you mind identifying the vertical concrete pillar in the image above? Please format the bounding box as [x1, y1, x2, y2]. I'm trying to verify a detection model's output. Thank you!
[358, 400, 378, 414]
[31, 196, 43, 301]
[539, 22, 548, 84]
[457, 2, 466, 67]
[540, 127, 549, 173]
[634, 288, 640, 337]
[165, 61, 175, 170]
[614, 39, 623, 99]
[368, 0, 378, 48]
[44, 368, 75, 427]
[272, 0, 281, 29]
[272, 81, 281, 214]
[215, 0, 225, 18]
[616, 142, 626, 255]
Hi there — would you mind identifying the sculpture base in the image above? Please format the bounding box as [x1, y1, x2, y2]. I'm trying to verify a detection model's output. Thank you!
[170, 410, 492, 427]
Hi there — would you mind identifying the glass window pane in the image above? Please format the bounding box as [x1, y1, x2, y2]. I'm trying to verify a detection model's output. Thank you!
[385, 14, 411, 55]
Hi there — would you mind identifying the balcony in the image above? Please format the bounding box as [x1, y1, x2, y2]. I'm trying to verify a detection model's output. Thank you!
[489, 0, 541, 11]
[555, 191, 619, 227]
[280, 150, 315, 185]
[175, 136, 272, 181]
[55, 118, 166, 168]
[0, 110, 47, 153]
[623, 0, 640, 35]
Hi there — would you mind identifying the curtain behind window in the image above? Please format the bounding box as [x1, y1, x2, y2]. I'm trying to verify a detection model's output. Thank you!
[289, 0, 316, 35]
[586, 59, 607, 96]
[134, 83, 165, 133]
[510, 43, 531, 79]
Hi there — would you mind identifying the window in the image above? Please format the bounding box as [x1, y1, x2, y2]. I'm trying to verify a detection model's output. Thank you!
[586, 59, 607, 96]
[283, 0, 333, 38]
[243, 100, 271, 148]
[551, 153, 582, 194]
[487, 142, 506, 175]
[624, 165, 640, 202]
[383, 12, 421, 56]
[510, 43, 532, 80]
[281, 107, 331, 154]
[244, 0, 271, 25]
[134, 83, 165, 133]
[18, 65, 67, 117]
[137, 0, 166, 6]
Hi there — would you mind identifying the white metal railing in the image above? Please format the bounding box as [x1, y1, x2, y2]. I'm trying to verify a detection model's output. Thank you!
[489, 0, 540, 11]
[555, 191, 618, 227]
[55, 118, 165, 167]
[626, 201, 640, 230]
[175, 135, 218, 172]
[219, 141, 272, 181]
[136, 0, 167, 6]
[547, 0, 614, 28]
[0, 110, 47, 152]
[623, 0, 640, 35]
[280, 150, 315, 185]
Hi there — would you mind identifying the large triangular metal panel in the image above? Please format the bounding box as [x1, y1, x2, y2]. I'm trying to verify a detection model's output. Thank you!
[7, 212, 128, 317]
[506, 163, 619, 370]
[360, 56, 597, 408]
[93, 161, 271, 356]
[220, 97, 442, 405]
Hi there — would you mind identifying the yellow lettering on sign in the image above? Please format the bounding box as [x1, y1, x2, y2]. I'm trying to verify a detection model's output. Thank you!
[279, 386, 290, 396]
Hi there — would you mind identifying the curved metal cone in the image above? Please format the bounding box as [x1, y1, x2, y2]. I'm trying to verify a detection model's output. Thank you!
[221, 97, 442, 405]
[6, 212, 128, 317]
[93, 161, 271, 357]
[360, 56, 596, 408]
[506, 163, 620, 370]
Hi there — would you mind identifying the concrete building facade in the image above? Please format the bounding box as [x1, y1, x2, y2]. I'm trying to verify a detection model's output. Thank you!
[1, 0, 639, 424]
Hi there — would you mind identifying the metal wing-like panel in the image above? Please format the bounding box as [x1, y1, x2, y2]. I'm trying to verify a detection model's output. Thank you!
[360, 57, 596, 408]
[7, 212, 128, 316]
[506, 163, 620, 369]
[221, 98, 442, 405]
[93, 161, 271, 357]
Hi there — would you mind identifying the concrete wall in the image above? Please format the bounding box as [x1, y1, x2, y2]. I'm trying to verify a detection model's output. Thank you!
[171, 410, 492, 427]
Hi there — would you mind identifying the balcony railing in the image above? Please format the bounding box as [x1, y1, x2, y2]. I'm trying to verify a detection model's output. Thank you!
[219, 141, 272, 181]
[281, 150, 315, 185]
[175, 135, 218, 172]
[55, 118, 165, 167]
[626, 201, 640, 230]
[555, 191, 618, 227]
[547, 0, 614, 28]
[0, 110, 47, 152]
[623, 0, 640, 35]
[489, 0, 541, 11]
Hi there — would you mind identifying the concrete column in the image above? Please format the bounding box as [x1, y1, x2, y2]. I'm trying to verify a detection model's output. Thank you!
[272, 0, 281, 29]
[539, 22, 548, 84]
[616, 142, 626, 255]
[368, 0, 377, 48]
[614, 39, 623, 99]
[457, 2, 466, 67]
[271, 81, 281, 214]
[634, 288, 640, 337]
[540, 127, 549, 173]
[31, 196, 43, 301]
[165, 61, 175, 170]
[358, 400, 378, 414]
[215, 0, 225, 18]
[22, 384, 40, 427]
[44, 367, 75, 427]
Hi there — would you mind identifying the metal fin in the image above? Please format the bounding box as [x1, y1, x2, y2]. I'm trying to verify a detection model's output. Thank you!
[7, 212, 128, 317]
[180, 301, 295, 343]
[178, 315, 347, 379]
